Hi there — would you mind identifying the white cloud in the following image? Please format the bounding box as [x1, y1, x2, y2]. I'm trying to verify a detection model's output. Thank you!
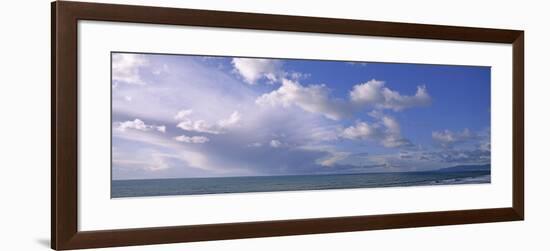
[341, 114, 412, 148]
[270, 139, 283, 148]
[174, 109, 193, 121]
[174, 109, 242, 134]
[350, 79, 431, 111]
[381, 115, 400, 134]
[153, 64, 170, 75]
[115, 119, 166, 133]
[308, 125, 342, 142]
[378, 116, 412, 148]
[112, 129, 215, 172]
[177, 119, 222, 134]
[288, 72, 311, 80]
[256, 78, 430, 121]
[112, 53, 454, 179]
[381, 135, 412, 148]
[112, 53, 148, 85]
[247, 142, 263, 147]
[432, 128, 476, 147]
[232, 58, 282, 84]
[218, 111, 241, 128]
[174, 134, 210, 144]
[256, 78, 351, 120]
[479, 140, 491, 152]
[341, 121, 377, 140]
[156, 125, 166, 133]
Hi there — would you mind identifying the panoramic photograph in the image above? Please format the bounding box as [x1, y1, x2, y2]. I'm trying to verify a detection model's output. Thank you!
[111, 52, 491, 198]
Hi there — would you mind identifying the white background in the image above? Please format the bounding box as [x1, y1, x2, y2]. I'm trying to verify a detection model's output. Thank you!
[0, 0, 548, 250]
[79, 21, 512, 231]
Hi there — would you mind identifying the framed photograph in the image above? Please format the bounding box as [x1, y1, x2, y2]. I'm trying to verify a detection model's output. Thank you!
[52, 1, 524, 250]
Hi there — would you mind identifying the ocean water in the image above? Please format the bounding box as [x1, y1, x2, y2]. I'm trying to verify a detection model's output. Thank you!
[111, 171, 490, 198]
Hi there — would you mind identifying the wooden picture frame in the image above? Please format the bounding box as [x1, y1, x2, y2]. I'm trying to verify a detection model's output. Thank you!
[52, 1, 524, 250]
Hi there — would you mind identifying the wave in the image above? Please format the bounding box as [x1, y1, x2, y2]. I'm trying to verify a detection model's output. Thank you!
[428, 174, 491, 185]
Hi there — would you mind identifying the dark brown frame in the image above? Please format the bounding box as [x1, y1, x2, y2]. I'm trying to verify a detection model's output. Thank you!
[52, 1, 524, 250]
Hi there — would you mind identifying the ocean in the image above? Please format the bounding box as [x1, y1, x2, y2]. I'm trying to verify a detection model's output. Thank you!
[111, 170, 490, 198]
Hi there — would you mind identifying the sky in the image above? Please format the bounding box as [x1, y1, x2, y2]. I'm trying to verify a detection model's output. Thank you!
[111, 52, 491, 180]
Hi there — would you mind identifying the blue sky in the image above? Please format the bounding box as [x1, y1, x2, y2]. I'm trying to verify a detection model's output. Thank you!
[111, 52, 490, 180]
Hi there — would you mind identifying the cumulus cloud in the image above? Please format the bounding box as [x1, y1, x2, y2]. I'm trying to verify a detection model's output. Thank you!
[432, 128, 476, 147]
[379, 116, 413, 148]
[176, 119, 222, 134]
[256, 78, 431, 121]
[256, 78, 352, 120]
[218, 111, 242, 128]
[232, 58, 282, 84]
[112, 53, 149, 85]
[174, 109, 193, 121]
[269, 139, 283, 148]
[174, 134, 210, 144]
[112, 53, 488, 179]
[174, 109, 241, 134]
[341, 121, 377, 140]
[341, 114, 413, 148]
[350, 79, 431, 111]
[156, 125, 166, 133]
[114, 119, 166, 133]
